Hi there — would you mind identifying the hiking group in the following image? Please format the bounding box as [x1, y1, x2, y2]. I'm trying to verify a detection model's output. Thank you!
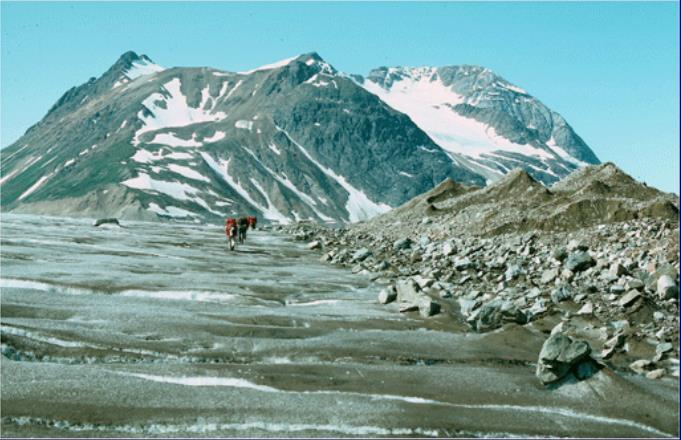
[224, 216, 257, 251]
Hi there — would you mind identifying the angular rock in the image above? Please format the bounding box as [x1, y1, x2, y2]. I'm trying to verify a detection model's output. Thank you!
[536, 333, 592, 385]
[551, 285, 573, 303]
[618, 290, 642, 307]
[656, 275, 679, 300]
[474, 299, 527, 332]
[395, 278, 423, 304]
[609, 262, 628, 277]
[552, 247, 568, 262]
[306, 240, 322, 250]
[442, 241, 456, 256]
[378, 287, 397, 304]
[629, 359, 652, 375]
[393, 238, 412, 251]
[565, 251, 595, 272]
[567, 239, 589, 252]
[646, 368, 666, 380]
[540, 269, 558, 284]
[418, 296, 441, 317]
[351, 248, 372, 263]
[458, 298, 479, 318]
[453, 256, 473, 271]
[505, 264, 523, 281]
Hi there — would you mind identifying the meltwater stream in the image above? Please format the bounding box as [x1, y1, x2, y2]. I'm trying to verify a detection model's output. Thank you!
[1, 214, 678, 437]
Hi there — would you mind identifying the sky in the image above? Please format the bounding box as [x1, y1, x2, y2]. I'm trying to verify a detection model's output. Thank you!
[1, 1, 679, 193]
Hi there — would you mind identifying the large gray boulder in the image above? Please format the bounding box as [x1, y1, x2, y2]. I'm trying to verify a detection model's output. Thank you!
[565, 251, 595, 272]
[657, 275, 679, 300]
[473, 299, 527, 332]
[536, 333, 592, 384]
[396, 278, 423, 304]
[351, 248, 372, 263]
[418, 296, 441, 318]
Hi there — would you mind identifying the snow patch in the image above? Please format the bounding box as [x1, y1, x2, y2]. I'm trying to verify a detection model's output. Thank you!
[204, 131, 226, 143]
[18, 175, 50, 200]
[235, 120, 254, 131]
[167, 164, 210, 182]
[150, 132, 202, 148]
[268, 143, 281, 155]
[122, 172, 199, 201]
[133, 78, 227, 145]
[238, 55, 298, 75]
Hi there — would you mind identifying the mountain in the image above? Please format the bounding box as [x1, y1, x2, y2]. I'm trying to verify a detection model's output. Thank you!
[1, 51, 600, 224]
[357, 65, 599, 185]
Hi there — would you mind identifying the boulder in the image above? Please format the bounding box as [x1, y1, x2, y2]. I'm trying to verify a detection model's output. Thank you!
[442, 241, 456, 256]
[418, 297, 441, 317]
[609, 262, 629, 277]
[378, 287, 397, 304]
[552, 247, 568, 262]
[306, 240, 322, 250]
[393, 238, 412, 251]
[629, 359, 652, 375]
[457, 298, 479, 318]
[551, 285, 573, 303]
[396, 278, 424, 304]
[656, 275, 678, 300]
[618, 290, 642, 307]
[474, 299, 527, 332]
[351, 248, 372, 263]
[453, 256, 473, 271]
[505, 264, 523, 281]
[540, 269, 558, 284]
[567, 239, 589, 252]
[93, 218, 120, 227]
[536, 333, 592, 384]
[565, 251, 595, 272]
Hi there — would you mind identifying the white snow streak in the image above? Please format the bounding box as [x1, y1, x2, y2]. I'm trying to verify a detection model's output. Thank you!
[18, 175, 50, 200]
[204, 131, 226, 143]
[167, 164, 210, 182]
[238, 55, 298, 75]
[150, 132, 202, 148]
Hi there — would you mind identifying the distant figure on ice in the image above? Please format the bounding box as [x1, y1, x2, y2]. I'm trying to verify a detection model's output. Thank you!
[247, 216, 257, 230]
[238, 217, 249, 244]
[225, 218, 238, 251]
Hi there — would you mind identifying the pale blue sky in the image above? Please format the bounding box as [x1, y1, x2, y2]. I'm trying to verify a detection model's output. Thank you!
[2, 1, 679, 192]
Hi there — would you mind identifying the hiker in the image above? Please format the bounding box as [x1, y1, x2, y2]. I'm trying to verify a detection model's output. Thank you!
[238, 217, 249, 244]
[225, 218, 238, 251]
[247, 216, 257, 230]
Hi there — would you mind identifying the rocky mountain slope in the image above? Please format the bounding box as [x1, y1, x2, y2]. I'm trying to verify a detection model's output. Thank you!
[1, 51, 600, 223]
[281, 162, 679, 381]
[358, 66, 599, 185]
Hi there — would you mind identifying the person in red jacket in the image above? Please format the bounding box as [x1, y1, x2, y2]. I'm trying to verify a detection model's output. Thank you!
[247, 216, 257, 230]
[225, 218, 238, 251]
